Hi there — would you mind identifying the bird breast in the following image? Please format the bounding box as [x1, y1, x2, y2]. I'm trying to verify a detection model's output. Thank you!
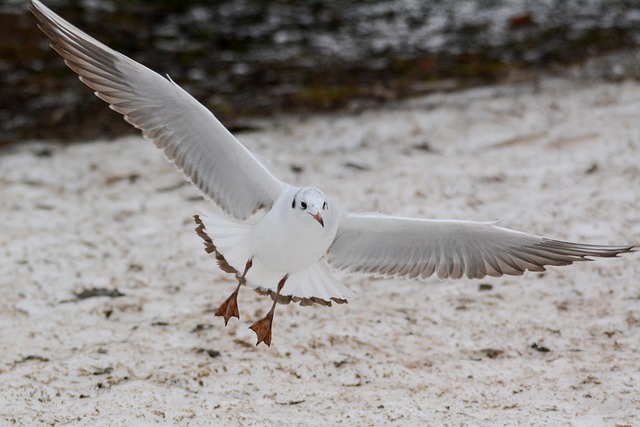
[249, 208, 338, 274]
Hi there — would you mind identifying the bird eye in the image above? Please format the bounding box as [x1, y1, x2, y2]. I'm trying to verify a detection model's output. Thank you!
[323, 202, 328, 210]
[300, 201, 307, 210]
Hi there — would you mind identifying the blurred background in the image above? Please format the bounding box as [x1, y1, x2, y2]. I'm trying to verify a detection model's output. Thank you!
[2, 0, 640, 145]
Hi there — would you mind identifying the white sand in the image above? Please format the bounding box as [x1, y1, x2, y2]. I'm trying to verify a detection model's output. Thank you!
[1, 77, 639, 426]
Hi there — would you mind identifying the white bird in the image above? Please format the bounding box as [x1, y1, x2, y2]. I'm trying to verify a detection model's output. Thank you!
[30, 0, 636, 346]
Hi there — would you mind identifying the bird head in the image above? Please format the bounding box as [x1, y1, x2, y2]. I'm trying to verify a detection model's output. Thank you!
[291, 188, 328, 228]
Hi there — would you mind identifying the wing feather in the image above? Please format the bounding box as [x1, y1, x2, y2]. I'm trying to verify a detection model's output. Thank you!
[30, 0, 285, 219]
[327, 213, 636, 280]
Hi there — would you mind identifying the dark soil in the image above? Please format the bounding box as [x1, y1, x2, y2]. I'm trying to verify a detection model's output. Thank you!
[3, 0, 640, 145]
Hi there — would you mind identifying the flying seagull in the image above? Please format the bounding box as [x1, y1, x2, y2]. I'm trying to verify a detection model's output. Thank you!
[30, 0, 636, 346]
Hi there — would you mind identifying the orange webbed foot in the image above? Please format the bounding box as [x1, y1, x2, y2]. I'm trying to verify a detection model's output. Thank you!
[249, 307, 275, 347]
[215, 286, 240, 326]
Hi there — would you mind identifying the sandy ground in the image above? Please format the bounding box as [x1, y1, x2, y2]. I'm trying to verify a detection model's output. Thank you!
[1, 77, 639, 426]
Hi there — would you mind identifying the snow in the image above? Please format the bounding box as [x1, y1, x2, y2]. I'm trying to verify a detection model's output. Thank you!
[1, 77, 639, 425]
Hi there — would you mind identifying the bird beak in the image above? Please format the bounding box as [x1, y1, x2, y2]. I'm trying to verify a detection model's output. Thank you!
[312, 212, 324, 228]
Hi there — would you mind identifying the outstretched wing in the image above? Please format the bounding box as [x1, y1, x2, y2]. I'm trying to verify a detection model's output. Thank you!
[327, 212, 636, 280]
[30, 0, 285, 219]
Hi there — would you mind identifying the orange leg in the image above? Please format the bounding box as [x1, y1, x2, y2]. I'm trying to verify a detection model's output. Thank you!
[215, 258, 252, 325]
[249, 274, 288, 347]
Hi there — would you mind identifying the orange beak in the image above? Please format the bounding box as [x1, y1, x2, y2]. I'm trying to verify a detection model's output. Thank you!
[312, 212, 324, 228]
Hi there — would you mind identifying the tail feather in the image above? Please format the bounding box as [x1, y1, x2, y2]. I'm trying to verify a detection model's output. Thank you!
[285, 262, 356, 305]
[249, 258, 355, 306]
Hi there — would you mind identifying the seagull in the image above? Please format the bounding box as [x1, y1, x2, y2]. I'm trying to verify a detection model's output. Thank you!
[30, 0, 636, 346]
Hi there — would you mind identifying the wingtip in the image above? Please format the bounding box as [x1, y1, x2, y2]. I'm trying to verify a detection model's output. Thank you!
[29, 0, 49, 19]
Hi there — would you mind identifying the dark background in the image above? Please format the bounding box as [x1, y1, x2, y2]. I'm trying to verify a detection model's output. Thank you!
[3, 0, 640, 145]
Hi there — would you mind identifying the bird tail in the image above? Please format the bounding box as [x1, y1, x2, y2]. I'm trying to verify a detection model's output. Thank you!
[289, 262, 356, 306]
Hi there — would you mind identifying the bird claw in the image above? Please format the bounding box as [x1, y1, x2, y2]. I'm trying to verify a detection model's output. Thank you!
[249, 310, 274, 347]
[215, 259, 253, 326]
[248, 274, 287, 346]
[215, 287, 240, 325]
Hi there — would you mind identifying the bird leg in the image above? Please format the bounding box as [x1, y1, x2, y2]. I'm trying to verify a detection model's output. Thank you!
[215, 258, 252, 325]
[249, 274, 288, 347]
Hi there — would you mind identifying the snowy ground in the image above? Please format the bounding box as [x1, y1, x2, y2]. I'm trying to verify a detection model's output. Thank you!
[1, 77, 639, 426]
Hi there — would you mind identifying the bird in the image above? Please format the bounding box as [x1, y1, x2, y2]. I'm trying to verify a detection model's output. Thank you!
[30, 0, 636, 347]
